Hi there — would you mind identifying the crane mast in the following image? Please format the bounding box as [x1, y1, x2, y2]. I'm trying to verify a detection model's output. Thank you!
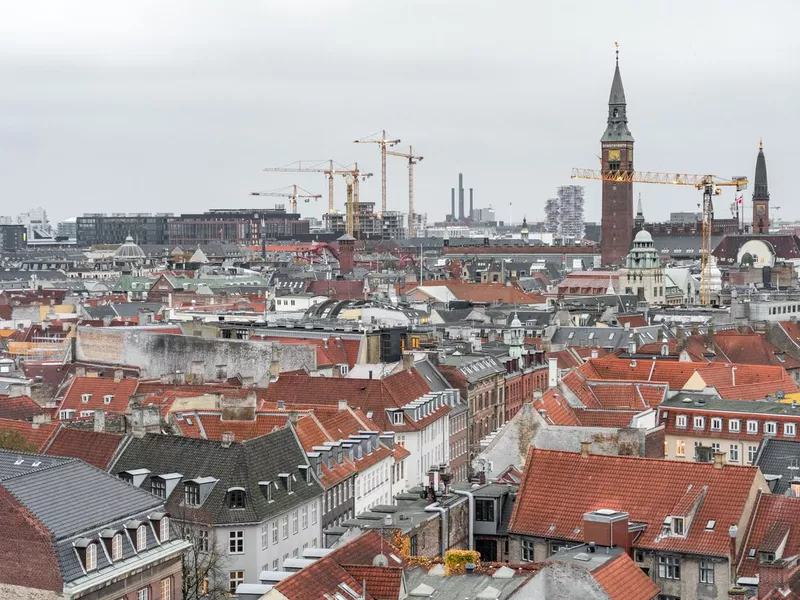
[571, 168, 747, 305]
[386, 145, 424, 238]
[354, 130, 401, 214]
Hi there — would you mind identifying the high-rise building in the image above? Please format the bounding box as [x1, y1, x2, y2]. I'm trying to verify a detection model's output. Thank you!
[76, 213, 173, 246]
[543, 186, 585, 240]
[752, 141, 770, 234]
[600, 51, 635, 266]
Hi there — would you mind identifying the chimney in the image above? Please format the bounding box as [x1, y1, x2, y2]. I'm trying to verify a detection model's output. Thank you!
[547, 357, 558, 388]
[451, 188, 455, 221]
[458, 173, 464, 221]
[269, 359, 280, 379]
[75, 366, 86, 377]
[713, 451, 726, 469]
[32, 413, 51, 425]
[221, 431, 235, 448]
[402, 353, 414, 372]
[676, 325, 686, 351]
[288, 411, 299, 425]
[707, 322, 716, 346]
[691, 322, 700, 336]
[131, 405, 161, 438]
[591, 349, 598, 359]
[113, 369, 123, 383]
[580, 441, 591, 457]
[338, 399, 348, 412]
[93, 409, 106, 433]
[469, 188, 474, 220]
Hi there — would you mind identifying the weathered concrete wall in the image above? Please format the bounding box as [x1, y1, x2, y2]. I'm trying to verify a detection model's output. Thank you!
[0, 585, 64, 599]
[523, 562, 611, 600]
[75, 327, 316, 382]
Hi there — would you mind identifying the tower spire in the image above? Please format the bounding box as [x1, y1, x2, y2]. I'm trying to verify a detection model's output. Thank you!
[615, 41, 619, 65]
[601, 45, 633, 143]
[752, 140, 770, 233]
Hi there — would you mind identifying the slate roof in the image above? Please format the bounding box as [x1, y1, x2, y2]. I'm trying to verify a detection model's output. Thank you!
[509, 448, 761, 558]
[754, 438, 800, 495]
[111, 426, 322, 525]
[547, 326, 664, 351]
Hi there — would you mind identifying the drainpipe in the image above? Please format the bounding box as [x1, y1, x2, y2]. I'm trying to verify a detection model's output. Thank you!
[452, 489, 475, 550]
[425, 502, 449, 555]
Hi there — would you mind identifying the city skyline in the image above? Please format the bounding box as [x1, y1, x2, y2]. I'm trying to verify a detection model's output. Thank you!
[0, 0, 797, 224]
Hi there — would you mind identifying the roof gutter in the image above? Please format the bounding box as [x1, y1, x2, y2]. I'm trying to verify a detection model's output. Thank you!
[452, 489, 474, 550]
[424, 502, 448, 555]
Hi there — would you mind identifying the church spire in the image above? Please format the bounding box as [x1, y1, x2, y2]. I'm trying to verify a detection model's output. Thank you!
[753, 140, 769, 202]
[601, 44, 634, 143]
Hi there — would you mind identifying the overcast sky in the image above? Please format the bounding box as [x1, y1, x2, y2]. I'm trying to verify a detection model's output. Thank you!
[1, 0, 798, 226]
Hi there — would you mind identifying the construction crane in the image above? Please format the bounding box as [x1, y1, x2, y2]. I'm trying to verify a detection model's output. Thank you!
[386, 145, 424, 238]
[354, 130, 400, 214]
[570, 168, 748, 305]
[341, 164, 373, 238]
[249, 185, 321, 214]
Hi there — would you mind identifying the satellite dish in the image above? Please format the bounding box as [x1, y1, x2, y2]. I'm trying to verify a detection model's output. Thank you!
[372, 554, 389, 567]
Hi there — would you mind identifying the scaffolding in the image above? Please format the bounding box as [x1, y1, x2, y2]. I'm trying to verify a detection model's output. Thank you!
[544, 198, 560, 234]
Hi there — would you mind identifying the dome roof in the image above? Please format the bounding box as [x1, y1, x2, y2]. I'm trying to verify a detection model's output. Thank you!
[510, 312, 522, 328]
[114, 235, 145, 260]
[633, 229, 653, 243]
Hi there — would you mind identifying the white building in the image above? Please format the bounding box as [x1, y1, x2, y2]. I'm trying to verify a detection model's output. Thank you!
[619, 230, 666, 304]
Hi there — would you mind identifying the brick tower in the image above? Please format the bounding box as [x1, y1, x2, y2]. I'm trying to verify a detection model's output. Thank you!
[600, 49, 635, 266]
[752, 140, 770, 234]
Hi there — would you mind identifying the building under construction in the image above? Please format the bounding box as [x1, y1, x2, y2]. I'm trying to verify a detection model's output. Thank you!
[543, 185, 585, 241]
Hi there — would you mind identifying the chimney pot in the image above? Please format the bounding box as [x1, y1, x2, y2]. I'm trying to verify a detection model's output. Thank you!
[581, 441, 591, 457]
[713, 451, 726, 469]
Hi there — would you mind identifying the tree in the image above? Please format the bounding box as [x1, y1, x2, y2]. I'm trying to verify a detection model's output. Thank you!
[180, 521, 230, 600]
[0, 428, 37, 452]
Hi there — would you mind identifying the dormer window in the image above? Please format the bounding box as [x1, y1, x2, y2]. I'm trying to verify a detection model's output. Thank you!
[184, 483, 200, 506]
[393, 412, 404, 425]
[260, 481, 274, 502]
[81, 393, 91, 404]
[103, 394, 113, 405]
[228, 488, 246, 509]
[151, 478, 166, 498]
[136, 525, 147, 551]
[112, 533, 123, 561]
[85, 542, 97, 571]
[672, 516, 685, 536]
[160, 516, 170, 542]
[279, 473, 292, 493]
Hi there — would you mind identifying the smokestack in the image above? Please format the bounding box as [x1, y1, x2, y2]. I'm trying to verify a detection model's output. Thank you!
[451, 188, 455, 221]
[458, 173, 464, 221]
[469, 188, 474, 220]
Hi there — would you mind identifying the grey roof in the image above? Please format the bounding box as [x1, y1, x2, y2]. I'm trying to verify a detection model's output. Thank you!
[435, 308, 478, 324]
[413, 359, 452, 393]
[441, 354, 506, 382]
[754, 144, 770, 201]
[404, 566, 532, 599]
[755, 438, 800, 494]
[111, 302, 163, 318]
[547, 325, 664, 350]
[661, 394, 800, 414]
[652, 235, 723, 258]
[111, 426, 322, 525]
[84, 304, 117, 319]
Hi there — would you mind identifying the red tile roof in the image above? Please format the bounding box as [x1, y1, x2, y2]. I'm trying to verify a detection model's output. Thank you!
[253, 335, 360, 368]
[341, 564, 403, 600]
[172, 412, 289, 441]
[738, 494, 800, 578]
[616, 314, 648, 329]
[402, 280, 545, 304]
[0, 395, 46, 421]
[590, 552, 660, 600]
[44, 428, 124, 469]
[0, 418, 58, 452]
[509, 448, 761, 557]
[56, 377, 138, 418]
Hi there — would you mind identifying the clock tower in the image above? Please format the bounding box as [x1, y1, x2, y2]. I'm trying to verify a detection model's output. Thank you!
[600, 48, 635, 266]
[752, 140, 769, 234]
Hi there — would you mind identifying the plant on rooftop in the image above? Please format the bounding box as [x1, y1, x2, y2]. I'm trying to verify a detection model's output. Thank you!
[0, 428, 37, 453]
[444, 549, 481, 575]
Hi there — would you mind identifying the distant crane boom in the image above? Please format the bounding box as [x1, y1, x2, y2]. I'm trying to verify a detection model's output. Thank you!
[386, 146, 423, 238]
[354, 130, 401, 214]
[571, 167, 747, 305]
[250, 184, 321, 214]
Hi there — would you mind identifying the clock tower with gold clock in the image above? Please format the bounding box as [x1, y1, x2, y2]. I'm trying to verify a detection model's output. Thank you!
[600, 47, 635, 266]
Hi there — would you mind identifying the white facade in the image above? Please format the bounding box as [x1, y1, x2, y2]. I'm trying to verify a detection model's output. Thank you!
[215, 496, 322, 588]
[619, 230, 666, 304]
[354, 454, 394, 512]
[274, 294, 327, 313]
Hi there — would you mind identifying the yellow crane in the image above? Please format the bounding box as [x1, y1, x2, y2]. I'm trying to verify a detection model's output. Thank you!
[249, 185, 321, 214]
[354, 130, 401, 214]
[263, 160, 369, 215]
[570, 168, 748, 305]
[386, 145, 424, 238]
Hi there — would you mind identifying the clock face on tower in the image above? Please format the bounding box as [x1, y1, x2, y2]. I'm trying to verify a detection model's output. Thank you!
[608, 149, 621, 162]
[757, 204, 766, 216]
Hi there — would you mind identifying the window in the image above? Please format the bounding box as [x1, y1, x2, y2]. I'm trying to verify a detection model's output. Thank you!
[302, 506, 309, 529]
[261, 524, 268, 550]
[292, 510, 299, 534]
[229, 489, 246, 509]
[199, 579, 209, 596]
[272, 521, 278, 544]
[693, 416, 705, 430]
[475, 499, 495, 522]
[160, 578, 172, 600]
[786, 423, 797, 437]
[184, 483, 200, 506]
[730, 444, 740, 462]
[676, 415, 687, 428]
[151, 478, 166, 498]
[729, 419, 741, 433]
[747, 420, 759, 434]
[311, 502, 318, 525]
[522, 540, 535, 562]
[137, 525, 147, 551]
[282, 515, 289, 539]
[85, 542, 97, 571]
[657, 555, 681, 580]
[137, 589, 149, 600]
[229, 530, 244, 554]
[749, 445, 758, 464]
[676, 440, 686, 457]
[711, 417, 722, 431]
[292, 547, 299, 558]
[160, 517, 170, 541]
[409, 534, 418, 556]
[272, 559, 278, 570]
[229, 571, 244, 595]
[549, 542, 569, 555]
[672, 517, 684, 536]
[197, 529, 209, 553]
[765, 421, 777, 435]
[711, 442, 720, 452]
[393, 412, 404, 425]
[700, 560, 714, 584]
[112, 533, 123, 560]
